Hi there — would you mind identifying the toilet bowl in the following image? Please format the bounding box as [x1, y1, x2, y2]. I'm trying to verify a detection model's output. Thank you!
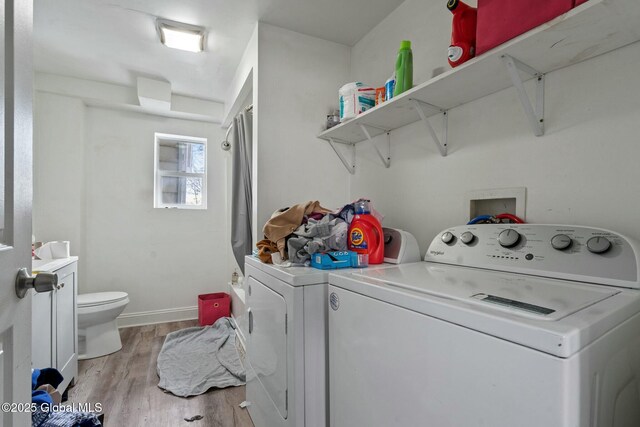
[77, 292, 129, 360]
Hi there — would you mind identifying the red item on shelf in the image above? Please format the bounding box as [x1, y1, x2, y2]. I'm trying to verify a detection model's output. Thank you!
[575, 0, 589, 6]
[447, 0, 477, 68]
[476, 0, 575, 56]
[198, 293, 230, 326]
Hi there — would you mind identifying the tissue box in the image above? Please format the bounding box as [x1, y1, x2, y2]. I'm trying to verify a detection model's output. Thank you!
[476, 0, 575, 55]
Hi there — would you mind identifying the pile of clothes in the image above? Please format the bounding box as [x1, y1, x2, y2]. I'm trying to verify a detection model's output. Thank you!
[31, 368, 102, 427]
[256, 199, 382, 266]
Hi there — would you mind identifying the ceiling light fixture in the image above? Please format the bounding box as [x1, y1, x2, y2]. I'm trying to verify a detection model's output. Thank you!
[157, 19, 206, 53]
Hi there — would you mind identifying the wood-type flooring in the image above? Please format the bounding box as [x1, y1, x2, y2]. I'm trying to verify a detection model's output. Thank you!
[68, 320, 254, 427]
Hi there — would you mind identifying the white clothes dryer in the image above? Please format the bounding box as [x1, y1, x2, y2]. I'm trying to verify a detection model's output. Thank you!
[245, 256, 330, 427]
[244, 228, 420, 427]
[328, 224, 640, 427]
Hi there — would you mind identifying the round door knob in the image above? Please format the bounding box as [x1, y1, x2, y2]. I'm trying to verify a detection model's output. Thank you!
[587, 236, 611, 254]
[14, 268, 58, 299]
[551, 234, 572, 250]
[498, 229, 521, 248]
[460, 231, 475, 244]
[441, 232, 454, 244]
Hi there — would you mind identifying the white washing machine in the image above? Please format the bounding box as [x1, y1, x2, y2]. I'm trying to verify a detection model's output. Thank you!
[328, 224, 640, 427]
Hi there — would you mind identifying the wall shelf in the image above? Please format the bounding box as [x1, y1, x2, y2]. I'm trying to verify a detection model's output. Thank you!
[318, 0, 640, 173]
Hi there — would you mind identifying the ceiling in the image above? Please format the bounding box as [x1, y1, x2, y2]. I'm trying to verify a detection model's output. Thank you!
[34, 0, 405, 102]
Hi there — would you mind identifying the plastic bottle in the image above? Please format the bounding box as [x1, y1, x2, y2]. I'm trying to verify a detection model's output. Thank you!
[385, 75, 395, 101]
[447, 0, 477, 68]
[393, 40, 413, 97]
[348, 201, 384, 265]
[339, 82, 376, 122]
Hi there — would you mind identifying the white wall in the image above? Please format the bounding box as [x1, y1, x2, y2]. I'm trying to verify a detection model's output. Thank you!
[256, 23, 351, 232]
[34, 84, 231, 326]
[33, 93, 86, 261]
[349, 0, 640, 252]
[350, 0, 460, 90]
[224, 24, 258, 127]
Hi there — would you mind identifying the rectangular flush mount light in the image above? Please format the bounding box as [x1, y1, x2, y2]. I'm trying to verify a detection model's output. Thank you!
[157, 19, 205, 53]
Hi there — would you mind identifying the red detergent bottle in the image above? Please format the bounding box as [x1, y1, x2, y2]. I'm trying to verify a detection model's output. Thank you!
[348, 200, 384, 265]
[447, 0, 477, 68]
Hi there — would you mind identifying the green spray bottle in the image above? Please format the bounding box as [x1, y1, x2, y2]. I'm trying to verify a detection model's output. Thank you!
[393, 40, 413, 97]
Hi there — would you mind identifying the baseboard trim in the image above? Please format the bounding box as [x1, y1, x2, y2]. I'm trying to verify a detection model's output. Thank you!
[117, 306, 198, 328]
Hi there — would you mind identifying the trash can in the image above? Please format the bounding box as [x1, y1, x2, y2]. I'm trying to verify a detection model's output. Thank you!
[198, 293, 231, 326]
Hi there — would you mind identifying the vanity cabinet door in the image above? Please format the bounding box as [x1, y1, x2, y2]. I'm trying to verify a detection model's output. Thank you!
[31, 291, 53, 368]
[31, 259, 78, 392]
[55, 266, 77, 390]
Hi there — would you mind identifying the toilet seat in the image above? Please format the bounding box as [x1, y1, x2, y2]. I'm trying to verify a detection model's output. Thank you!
[78, 292, 128, 307]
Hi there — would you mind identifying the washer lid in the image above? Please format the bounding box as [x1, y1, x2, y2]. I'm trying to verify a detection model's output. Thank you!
[330, 263, 640, 357]
[351, 263, 617, 321]
[78, 292, 129, 307]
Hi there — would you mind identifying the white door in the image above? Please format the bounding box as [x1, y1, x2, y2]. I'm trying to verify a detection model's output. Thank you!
[0, 1, 34, 426]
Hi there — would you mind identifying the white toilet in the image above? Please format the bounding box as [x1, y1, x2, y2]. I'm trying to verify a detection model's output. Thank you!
[77, 292, 130, 360]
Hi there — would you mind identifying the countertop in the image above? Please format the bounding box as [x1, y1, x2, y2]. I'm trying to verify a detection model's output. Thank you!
[32, 256, 79, 273]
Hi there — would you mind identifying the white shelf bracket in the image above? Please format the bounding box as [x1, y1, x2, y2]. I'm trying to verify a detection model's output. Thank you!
[358, 123, 391, 168]
[410, 99, 448, 157]
[327, 138, 356, 175]
[501, 54, 545, 137]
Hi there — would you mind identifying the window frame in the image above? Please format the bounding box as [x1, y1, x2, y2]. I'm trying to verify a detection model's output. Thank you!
[154, 132, 208, 210]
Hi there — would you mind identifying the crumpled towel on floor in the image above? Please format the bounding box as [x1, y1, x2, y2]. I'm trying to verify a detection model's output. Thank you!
[157, 318, 246, 397]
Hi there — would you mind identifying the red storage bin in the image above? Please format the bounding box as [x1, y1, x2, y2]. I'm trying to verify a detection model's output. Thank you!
[198, 293, 230, 326]
[476, 0, 575, 55]
[575, 0, 589, 6]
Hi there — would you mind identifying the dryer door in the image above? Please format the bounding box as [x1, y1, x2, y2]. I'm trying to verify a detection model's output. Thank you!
[247, 276, 288, 418]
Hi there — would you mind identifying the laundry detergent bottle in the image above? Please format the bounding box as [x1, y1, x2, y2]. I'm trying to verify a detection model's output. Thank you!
[348, 200, 384, 265]
[447, 0, 477, 68]
[393, 40, 413, 97]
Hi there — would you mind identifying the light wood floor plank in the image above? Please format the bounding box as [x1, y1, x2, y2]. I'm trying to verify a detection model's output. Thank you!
[68, 320, 254, 426]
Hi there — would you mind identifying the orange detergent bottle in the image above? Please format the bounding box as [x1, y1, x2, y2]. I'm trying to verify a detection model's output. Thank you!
[348, 200, 384, 265]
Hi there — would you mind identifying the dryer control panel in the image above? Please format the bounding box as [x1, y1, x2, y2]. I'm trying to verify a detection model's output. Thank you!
[425, 224, 640, 288]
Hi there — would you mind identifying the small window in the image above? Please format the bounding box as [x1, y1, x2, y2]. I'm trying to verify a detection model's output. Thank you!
[154, 133, 207, 209]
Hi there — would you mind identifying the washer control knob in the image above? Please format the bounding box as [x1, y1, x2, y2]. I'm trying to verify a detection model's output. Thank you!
[551, 234, 572, 250]
[498, 229, 521, 248]
[587, 236, 611, 254]
[460, 232, 475, 244]
[441, 232, 454, 244]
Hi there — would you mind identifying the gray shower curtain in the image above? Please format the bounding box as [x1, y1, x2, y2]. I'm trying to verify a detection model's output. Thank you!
[231, 108, 253, 274]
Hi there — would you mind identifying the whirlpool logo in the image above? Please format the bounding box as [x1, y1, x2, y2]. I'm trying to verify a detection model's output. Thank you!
[430, 250, 445, 256]
[329, 292, 340, 311]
